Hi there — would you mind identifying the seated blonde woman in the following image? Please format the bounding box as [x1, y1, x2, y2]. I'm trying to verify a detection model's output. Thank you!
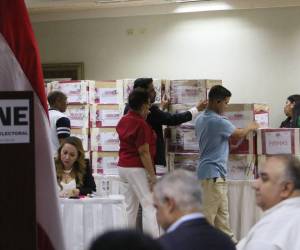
[56, 136, 96, 197]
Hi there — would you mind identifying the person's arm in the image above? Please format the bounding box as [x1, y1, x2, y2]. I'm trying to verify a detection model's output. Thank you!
[150, 100, 206, 126]
[56, 117, 71, 145]
[138, 143, 156, 189]
[231, 121, 259, 139]
[79, 162, 96, 195]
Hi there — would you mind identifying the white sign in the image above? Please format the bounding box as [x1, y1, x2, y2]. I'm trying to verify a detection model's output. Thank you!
[0, 99, 30, 144]
[265, 131, 292, 154]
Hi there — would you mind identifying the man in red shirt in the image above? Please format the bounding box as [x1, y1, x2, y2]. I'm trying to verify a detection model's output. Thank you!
[117, 88, 159, 237]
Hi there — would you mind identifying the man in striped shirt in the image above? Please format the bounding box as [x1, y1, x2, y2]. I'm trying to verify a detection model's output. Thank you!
[48, 91, 71, 156]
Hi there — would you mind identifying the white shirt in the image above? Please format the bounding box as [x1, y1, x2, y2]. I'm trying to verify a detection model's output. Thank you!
[49, 109, 70, 155]
[167, 212, 204, 233]
[237, 197, 300, 250]
[58, 179, 76, 197]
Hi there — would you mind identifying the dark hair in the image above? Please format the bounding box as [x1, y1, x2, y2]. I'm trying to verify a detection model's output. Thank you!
[292, 102, 300, 128]
[287, 94, 300, 104]
[133, 78, 153, 90]
[89, 230, 163, 250]
[47, 91, 67, 106]
[128, 88, 149, 111]
[208, 85, 232, 101]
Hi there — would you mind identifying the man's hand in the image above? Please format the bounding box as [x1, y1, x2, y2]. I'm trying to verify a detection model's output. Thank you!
[247, 121, 260, 131]
[196, 100, 208, 112]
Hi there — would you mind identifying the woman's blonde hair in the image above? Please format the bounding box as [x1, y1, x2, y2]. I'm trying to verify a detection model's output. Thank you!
[56, 136, 86, 190]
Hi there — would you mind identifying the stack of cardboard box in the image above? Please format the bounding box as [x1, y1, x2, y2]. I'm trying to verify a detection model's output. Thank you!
[90, 81, 122, 175]
[47, 80, 91, 158]
[224, 104, 269, 180]
[166, 79, 222, 173]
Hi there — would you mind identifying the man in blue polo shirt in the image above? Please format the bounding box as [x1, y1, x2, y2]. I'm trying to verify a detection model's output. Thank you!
[195, 85, 258, 241]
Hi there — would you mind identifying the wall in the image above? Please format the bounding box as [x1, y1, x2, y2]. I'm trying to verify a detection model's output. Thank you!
[32, 7, 300, 127]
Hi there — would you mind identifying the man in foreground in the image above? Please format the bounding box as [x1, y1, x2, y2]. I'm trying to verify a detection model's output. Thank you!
[237, 155, 300, 250]
[154, 170, 236, 250]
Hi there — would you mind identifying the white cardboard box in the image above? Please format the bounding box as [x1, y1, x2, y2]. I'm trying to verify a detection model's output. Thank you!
[224, 103, 269, 154]
[120, 79, 165, 104]
[47, 80, 91, 104]
[89, 81, 122, 104]
[257, 128, 300, 155]
[167, 127, 198, 152]
[90, 104, 121, 127]
[225, 103, 269, 128]
[169, 79, 222, 105]
[70, 128, 89, 151]
[91, 128, 120, 152]
[65, 104, 89, 128]
[92, 152, 119, 175]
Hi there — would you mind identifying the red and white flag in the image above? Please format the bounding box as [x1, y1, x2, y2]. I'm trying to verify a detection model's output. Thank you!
[0, 1, 65, 249]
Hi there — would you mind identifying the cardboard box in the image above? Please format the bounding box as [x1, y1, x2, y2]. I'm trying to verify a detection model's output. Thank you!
[92, 152, 119, 175]
[91, 128, 120, 152]
[47, 80, 90, 104]
[167, 127, 198, 152]
[120, 79, 166, 104]
[89, 81, 122, 104]
[229, 132, 256, 154]
[257, 128, 300, 155]
[227, 154, 257, 180]
[169, 79, 222, 105]
[70, 128, 89, 151]
[224, 103, 269, 154]
[225, 103, 269, 128]
[168, 152, 199, 172]
[90, 104, 121, 127]
[169, 104, 196, 128]
[65, 104, 89, 128]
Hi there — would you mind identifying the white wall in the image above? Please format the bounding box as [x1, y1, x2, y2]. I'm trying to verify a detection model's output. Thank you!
[32, 7, 300, 127]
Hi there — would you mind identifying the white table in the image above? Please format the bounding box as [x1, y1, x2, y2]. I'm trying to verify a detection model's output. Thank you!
[93, 174, 262, 240]
[228, 180, 263, 241]
[60, 195, 128, 250]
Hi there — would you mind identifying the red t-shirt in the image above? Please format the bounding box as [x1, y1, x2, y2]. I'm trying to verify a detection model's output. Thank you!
[116, 111, 156, 168]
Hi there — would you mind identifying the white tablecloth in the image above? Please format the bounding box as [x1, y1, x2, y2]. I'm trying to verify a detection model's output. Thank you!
[92, 174, 262, 240]
[60, 195, 128, 250]
[228, 180, 263, 241]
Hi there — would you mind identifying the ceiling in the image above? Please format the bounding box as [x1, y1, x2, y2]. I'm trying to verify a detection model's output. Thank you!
[25, 0, 300, 22]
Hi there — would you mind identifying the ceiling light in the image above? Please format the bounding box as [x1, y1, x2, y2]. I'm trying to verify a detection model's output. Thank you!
[175, 2, 232, 13]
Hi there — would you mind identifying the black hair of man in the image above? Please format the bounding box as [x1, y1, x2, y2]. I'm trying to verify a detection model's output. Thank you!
[133, 78, 153, 90]
[89, 230, 164, 250]
[128, 88, 149, 111]
[208, 85, 232, 101]
[47, 91, 67, 107]
[287, 94, 300, 104]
